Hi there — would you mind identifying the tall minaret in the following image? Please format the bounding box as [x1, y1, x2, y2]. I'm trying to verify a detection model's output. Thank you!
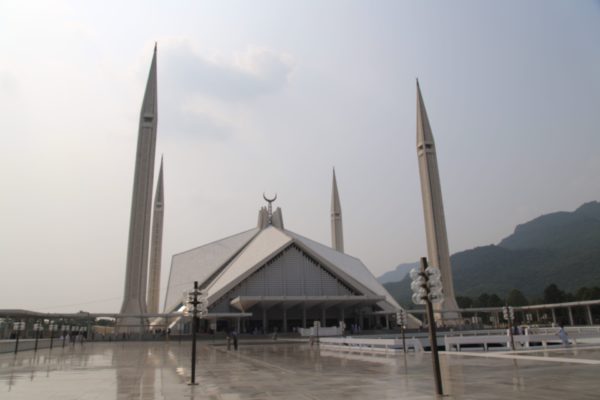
[331, 168, 344, 252]
[119, 44, 158, 330]
[416, 80, 460, 323]
[147, 156, 164, 314]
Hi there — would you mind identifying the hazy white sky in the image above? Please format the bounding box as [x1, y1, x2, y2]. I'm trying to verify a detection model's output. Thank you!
[1, 1, 599, 313]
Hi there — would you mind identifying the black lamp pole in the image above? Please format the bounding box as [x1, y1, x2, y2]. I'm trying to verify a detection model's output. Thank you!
[62, 325, 67, 348]
[420, 257, 443, 396]
[14, 324, 21, 354]
[188, 281, 200, 385]
[49, 323, 55, 349]
[399, 313, 407, 353]
[34, 322, 40, 352]
[504, 305, 516, 351]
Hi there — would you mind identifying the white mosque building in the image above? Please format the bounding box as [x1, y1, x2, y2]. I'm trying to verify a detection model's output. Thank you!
[163, 187, 420, 333]
[119, 46, 420, 334]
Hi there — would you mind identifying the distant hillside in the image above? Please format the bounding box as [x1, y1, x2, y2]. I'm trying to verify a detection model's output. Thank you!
[498, 203, 600, 252]
[377, 262, 418, 284]
[384, 201, 600, 308]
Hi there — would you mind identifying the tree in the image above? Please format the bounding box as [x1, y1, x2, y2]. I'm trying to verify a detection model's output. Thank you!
[576, 286, 600, 301]
[475, 293, 491, 307]
[543, 284, 566, 303]
[506, 289, 529, 306]
[488, 294, 504, 307]
[474, 293, 503, 307]
[456, 296, 473, 309]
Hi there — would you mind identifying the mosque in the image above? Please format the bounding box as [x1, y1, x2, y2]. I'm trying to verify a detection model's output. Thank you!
[117, 45, 458, 333]
[163, 188, 420, 333]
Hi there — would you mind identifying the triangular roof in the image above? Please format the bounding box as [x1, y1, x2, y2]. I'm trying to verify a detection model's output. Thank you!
[206, 226, 293, 302]
[163, 228, 259, 312]
[285, 230, 401, 312]
[163, 220, 422, 327]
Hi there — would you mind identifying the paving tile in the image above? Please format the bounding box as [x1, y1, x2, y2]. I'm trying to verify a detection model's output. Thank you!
[1, 341, 600, 399]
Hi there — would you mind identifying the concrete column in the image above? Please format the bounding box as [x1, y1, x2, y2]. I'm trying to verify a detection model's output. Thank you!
[165, 317, 169, 342]
[385, 314, 390, 329]
[551, 309, 557, 325]
[536, 310, 540, 322]
[586, 306, 593, 326]
[321, 307, 326, 326]
[283, 309, 288, 333]
[568, 307, 574, 326]
[302, 306, 307, 328]
[340, 308, 345, 325]
[359, 311, 364, 330]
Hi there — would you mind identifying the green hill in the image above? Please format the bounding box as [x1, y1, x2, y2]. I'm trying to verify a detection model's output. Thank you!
[384, 201, 600, 307]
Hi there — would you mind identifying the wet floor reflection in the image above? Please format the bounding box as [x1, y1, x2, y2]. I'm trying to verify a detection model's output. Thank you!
[2, 342, 600, 399]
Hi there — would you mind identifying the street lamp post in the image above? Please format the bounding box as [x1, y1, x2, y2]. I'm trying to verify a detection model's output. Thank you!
[187, 281, 208, 386]
[33, 321, 43, 352]
[396, 309, 407, 353]
[13, 321, 25, 354]
[72, 326, 78, 345]
[410, 257, 444, 396]
[48, 322, 57, 349]
[503, 305, 516, 350]
[61, 325, 69, 348]
[81, 326, 87, 344]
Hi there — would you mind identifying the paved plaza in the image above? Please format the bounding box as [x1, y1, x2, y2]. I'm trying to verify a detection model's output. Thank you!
[1, 340, 600, 399]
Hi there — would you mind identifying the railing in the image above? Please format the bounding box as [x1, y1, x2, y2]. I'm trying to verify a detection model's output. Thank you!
[0, 338, 62, 354]
[297, 327, 343, 337]
[444, 327, 600, 352]
[319, 336, 423, 353]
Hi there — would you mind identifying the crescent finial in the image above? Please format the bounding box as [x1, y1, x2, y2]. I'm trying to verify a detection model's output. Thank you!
[263, 192, 277, 203]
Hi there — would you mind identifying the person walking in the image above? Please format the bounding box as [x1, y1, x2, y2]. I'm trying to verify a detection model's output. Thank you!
[558, 323, 569, 346]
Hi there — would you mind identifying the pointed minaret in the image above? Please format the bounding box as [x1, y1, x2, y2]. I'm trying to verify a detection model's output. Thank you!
[416, 80, 460, 323]
[147, 157, 164, 314]
[331, 168, 344, 252]
[119, 44, 158, 330]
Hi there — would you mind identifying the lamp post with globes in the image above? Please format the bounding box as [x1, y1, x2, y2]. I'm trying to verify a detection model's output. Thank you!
[187, 281, 208, 386]
[48, 322, 58, 349]
[13, 321, 25, 354]
[396, 309, 407, 353]
[33, 321, 43, 352]
[61, 325, 69, 348]
[503, 305, 516, 350]
[410, 257, 444, 396]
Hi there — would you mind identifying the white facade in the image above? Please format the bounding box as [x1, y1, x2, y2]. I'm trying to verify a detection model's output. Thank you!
[119, 45, 158, 330]
[147, 158, 164, 314]
[164, 208, 420, 332]
[330, 169, 344, 252]
[416, 81, 461, 322]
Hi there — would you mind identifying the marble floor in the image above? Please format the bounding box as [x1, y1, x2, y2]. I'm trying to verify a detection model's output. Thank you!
[1, 340, 599, 399]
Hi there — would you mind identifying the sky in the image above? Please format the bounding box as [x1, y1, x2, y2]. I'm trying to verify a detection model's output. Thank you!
[1, 0, 599, 313]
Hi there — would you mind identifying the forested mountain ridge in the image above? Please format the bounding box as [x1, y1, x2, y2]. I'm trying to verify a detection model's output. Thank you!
[384, 201, 600, 307]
